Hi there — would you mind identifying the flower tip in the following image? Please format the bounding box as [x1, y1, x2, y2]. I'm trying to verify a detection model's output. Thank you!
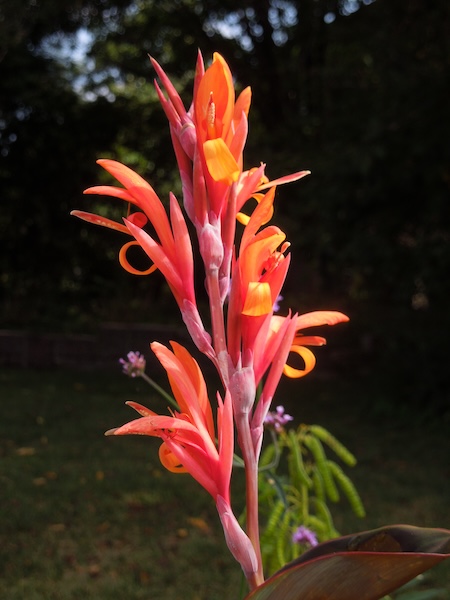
[105, 428, 118, 436]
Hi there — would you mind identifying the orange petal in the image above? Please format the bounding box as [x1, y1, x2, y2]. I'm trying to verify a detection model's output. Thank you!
[159, 442, 188, 473]
[195, 54, 234, 141]
[283, 346, 316, 378]
[83, 185, 136, 204]
[203, 138, 240, 184]
[242, 282, 273, 316]
[293, 335, 326, 346]
[257, 170, 311, 191]
[97, 159, 153, 191]
[296, 311, 349, 330]
[119, 240, 158, 276]
[234, 86, 252, 121]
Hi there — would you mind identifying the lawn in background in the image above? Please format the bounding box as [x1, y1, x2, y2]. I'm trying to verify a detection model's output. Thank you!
[1, 366, 449, 599]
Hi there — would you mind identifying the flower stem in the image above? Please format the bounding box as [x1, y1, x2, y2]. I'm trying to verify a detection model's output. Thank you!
[206, 268, 229, 385]
[236, 410, 264, 588]
[140, 372, 179, 410]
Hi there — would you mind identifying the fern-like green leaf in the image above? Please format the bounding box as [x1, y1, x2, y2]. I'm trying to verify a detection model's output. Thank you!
[309, 424, 357, 466]
[304, 434, 340, 503]
[327, 460, 366, 518]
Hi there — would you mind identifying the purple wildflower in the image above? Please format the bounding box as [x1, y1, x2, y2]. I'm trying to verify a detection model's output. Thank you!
[119, 351, 146, 378]
[264, 405, 293, 432]
[292, 525, 318, 547]
[273, 294, 284, 312]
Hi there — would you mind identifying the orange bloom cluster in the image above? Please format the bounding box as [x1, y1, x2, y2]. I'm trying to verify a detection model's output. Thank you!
[72, 51, 348, 584]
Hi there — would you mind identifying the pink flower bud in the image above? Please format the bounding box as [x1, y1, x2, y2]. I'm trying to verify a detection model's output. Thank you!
[199, 222, 224, 271]
[179, 121, 197, 159]
[216, 495, 258, 579]
[229, 363, 256, 415]
[181, 299, 215, 358]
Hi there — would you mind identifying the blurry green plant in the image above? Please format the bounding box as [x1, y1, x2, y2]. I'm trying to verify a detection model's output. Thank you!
[257, 412, 365, 575]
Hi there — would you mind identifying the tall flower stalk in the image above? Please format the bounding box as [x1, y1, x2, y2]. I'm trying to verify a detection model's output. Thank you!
[72, 51, 349, 590]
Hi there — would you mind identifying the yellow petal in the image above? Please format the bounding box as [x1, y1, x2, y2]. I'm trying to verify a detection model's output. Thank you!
[242, 282, 273, 316]
[236, 211, 251, 225]
[283, 346, 316, 378]
[203, 138, 240, 184]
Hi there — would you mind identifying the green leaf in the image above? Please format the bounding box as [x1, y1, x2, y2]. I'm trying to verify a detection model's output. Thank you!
[244, 525, 450, 600]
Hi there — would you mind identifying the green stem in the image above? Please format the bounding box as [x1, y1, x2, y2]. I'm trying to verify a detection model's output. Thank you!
[140, 372, 179, 410]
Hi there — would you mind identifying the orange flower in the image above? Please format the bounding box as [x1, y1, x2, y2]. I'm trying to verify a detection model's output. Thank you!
[107, 342, 234, 503]
[227, 187, 291, 365]
[253, 311, 349, 385]
[71, 159, 195, 309]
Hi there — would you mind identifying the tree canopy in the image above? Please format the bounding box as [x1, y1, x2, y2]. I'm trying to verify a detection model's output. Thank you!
[1, 0, 449, 334]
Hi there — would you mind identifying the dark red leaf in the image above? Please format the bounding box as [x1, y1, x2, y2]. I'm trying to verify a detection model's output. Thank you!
[245, 525, 450, 600]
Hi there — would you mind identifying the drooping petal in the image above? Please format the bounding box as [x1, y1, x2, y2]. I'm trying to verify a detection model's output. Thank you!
[295, 311, 350, 329]
[256, 170, 311, 191]
[96, 159, 175, 253]
[283, 345, 317, 378]
[70, 210, 130, 235]
[83, 185, 136, 204]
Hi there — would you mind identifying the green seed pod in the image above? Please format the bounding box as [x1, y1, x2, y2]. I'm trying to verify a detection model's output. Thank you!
[304, 434, 340, 503]
[312, 497, 338, 539]
[309, 425, 357, 466]
[327, 460, 366, 518]
[305, 515, 329, 537]
[276, 509, 291, 569]
[263, 499, 285, 542]
[259, 442, 277, 468]
[288, 429, 313, 490]
[312, 467, 325, 502]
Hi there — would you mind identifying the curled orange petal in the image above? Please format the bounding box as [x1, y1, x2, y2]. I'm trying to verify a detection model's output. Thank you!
[159, 442, 188, 473]
[119, 240, 158, 276]
[283, 346, 316, 378]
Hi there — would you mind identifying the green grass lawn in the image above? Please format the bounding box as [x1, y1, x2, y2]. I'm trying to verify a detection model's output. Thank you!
[0, 366, 449, 599]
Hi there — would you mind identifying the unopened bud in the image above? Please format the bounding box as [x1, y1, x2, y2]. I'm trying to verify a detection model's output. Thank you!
[179, 121, 196, 159]
[229, 364, 256, 415]
[216, 496, 258, 579]
[199, 222, 224, 271]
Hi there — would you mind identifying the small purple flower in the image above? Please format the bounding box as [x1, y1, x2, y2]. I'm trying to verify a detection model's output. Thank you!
[264, 405, 293, 432]
[292, 526, 318, 547]
[119, 351, 146, 378]
[273, 294, 284, 313]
